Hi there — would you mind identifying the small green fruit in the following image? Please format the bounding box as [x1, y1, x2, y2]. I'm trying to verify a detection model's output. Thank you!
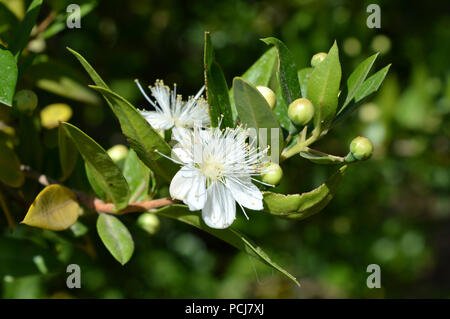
[349, 136, 373, 160]
[137, 213, 160, 235]
[288, 98, 315, 126]
[311, 52, 328, 67]
[256, 86, 276, 110]
[261, 162, 283, 185]
[13, 90, 38, 113]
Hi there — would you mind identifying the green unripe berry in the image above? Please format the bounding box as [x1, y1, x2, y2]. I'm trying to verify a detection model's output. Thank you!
[311, 52, 328, 67]
[256, 86, 276, 110]
[137, 213, 160, 235]
[288, 98, 315, 126]
[261, 162, 283, 185]
[13, 90, 38, 113]
[349, 136, 373, 160]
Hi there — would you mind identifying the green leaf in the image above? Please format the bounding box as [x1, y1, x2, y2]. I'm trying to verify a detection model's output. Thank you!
[22, 184, 80, 231]
[233, 77, 284, 154]
[262, 165, 347, 219]
[261, 37, 301, 105]
[299, 149, 344, 165]
[25, 60, 101, 105]
[339, 53, 378, 114]
[97, 214, 134, 265]
[155, 205, 299, 286]
[0, 47, 18, 106]
[332, 64, 391, 127]
[58, 124, 78, 181]
[123, 149, 150, 203]
[298, 67, 313, 98]
[229, 47, 278, 118]
[204, 32, 233, 128]
[0, 138, 24, 187]
[85, 161, 107, 200]
[306, 41, 342, 131]
[70, 221, 89, 238]
[9, 0, 42, 60]
[66, 47, 177, 181]
[354, 64, 391, 102]
[89, 86, 177, 182]
[62, 122, 130, 211]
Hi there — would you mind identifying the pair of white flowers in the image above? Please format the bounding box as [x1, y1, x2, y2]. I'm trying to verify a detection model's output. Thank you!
[136, 80, 269, 229]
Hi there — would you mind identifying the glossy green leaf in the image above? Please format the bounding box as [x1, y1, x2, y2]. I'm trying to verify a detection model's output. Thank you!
[229, 47, 278, 114]
[307, 41, 342, 130]
[62, 122, 130, 211]
[339, 53, 378, 114]
[97, 214, 134, 265]
[85, 161, 107, 200]
[204, 32, 233, 128]
[9, 0, 42, 60]
[261, 37, 301, 105]
[298, 67, 313, 98]
[22, 184, 80, 231]
[354, 64, 391, 102]
[299, 149, 344, 165]
[0, 47, 18, 106]
[58, 124, 78, 181]
[332, 64, 391, 127]
[233, 77, 284, 153]
[155, 205, 299, 286]
[89, 86, 177, 181]
[0, 138, 24, 187]
[123, 149, 150, 203]
[263, 165, 347, 219]
[67, 47, 177, 181]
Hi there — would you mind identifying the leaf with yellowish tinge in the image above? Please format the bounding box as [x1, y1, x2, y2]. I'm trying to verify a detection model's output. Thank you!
[41, 103, 73, 129]
[22, 184, 80, 231]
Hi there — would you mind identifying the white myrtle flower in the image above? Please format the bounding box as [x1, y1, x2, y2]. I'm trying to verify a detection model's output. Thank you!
[135, 79, 210, 131]
[166, 125, 269, 229]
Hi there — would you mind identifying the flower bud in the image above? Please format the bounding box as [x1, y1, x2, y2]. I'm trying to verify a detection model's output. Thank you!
[349, 136, 373, 160]
[137, 213, 160, 235]
[311, 52, 328, 67]
[261, 162, 283, 185]
[256, 86, 276, 110]
[288, 98, 315, 126]
[13, 90, 38, 113]
[107, 145, 128, 163]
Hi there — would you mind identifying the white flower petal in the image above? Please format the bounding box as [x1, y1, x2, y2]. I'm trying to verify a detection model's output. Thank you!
[202, 182, 236, 229]
[226, 177, 263, 211]
[139, 110, 173, 130]
[169, 167, 206, 211]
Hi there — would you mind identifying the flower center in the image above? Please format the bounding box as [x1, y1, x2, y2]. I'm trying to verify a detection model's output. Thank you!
[200, 156, 224, 181]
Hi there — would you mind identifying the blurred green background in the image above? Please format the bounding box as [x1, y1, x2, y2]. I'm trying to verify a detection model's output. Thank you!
[1, 0, 449, 298]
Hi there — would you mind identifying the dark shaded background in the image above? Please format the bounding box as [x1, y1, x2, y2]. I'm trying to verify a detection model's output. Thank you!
[1, 0, 449, 298]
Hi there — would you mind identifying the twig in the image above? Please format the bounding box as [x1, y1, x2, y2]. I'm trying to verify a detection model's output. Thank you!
[20, 165, 178, 215]
[34, 11, 57, 37]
